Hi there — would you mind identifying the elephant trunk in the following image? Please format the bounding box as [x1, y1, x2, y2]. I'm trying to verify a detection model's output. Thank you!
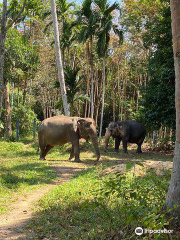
[91, 135, 100, 161]
[104, 129, 111, 151]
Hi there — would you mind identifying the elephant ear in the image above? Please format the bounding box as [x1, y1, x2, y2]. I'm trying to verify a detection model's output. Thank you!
[117, 126, 123, 135]
[72, 118, 78, 132]
[77, 119, 93, 131]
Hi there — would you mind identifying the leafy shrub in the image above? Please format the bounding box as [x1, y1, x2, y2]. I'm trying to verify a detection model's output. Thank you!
[11, 104, 39, 136]
[30, 165, 173, 240]
[91, 165, 172, 239]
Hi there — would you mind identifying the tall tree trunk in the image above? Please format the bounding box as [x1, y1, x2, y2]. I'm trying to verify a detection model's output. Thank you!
[93, 68, 98, 123]
[90, 38, 94, 118]
[94, 70, 102, 125]
[11, 82, 14, 109]
[10, 82, 14, 130]
[17, 85, 20, 107]
[5, 82, 12, 141]
[99, 57, 106, 138]
[112, 77, 116, 122]
[84, 41, 90, 118]
[136, 77, 140, 111]
[123, 77, 127, 120]
[50, 0, 70, 116]
[0, 0, 7, 132]
[23, 78, 28, 105]
[117, 65, 121, 118]
[43, 107, 46, 119]
[166, 0, 180, 217]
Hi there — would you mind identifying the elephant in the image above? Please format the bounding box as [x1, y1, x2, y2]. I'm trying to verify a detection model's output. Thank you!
[104, 120, 146, 153]
[38, 115, 100, 162]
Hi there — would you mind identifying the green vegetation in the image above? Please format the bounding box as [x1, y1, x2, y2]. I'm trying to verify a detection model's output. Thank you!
[0, 0, 175, 141]
[29, 165, 173, 240]
[0, 142, 58, 214]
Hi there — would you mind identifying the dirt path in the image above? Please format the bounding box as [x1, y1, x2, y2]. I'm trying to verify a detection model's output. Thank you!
[0, 162, 86, 240]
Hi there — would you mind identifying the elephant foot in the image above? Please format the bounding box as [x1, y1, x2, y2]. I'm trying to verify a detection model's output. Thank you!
[40, 157, 46, 160]
[115, 149, 119, 153]
[74, 159, 82, 163]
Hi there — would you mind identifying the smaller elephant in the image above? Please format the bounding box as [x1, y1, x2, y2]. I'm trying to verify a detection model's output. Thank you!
[104, 120, 146, 153]
[38, 116, 100, 162]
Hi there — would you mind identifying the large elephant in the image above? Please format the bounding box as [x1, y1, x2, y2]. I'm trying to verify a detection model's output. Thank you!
[38, 116, 100, 162]
[104, 120, 146, 153]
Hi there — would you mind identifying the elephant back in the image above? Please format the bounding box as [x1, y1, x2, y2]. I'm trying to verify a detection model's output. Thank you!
[118, 120, 146, 143]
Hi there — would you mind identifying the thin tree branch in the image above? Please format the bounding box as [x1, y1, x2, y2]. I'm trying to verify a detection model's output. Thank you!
[5, 0, 26, 32]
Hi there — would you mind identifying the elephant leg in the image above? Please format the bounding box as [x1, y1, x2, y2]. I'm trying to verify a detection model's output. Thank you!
[136, 144, 142, 153]
[122, 138, 128, 153]
[39, 135, 46, 160]
[73, 140, 81, 162]
[136, 137, 144, 153]
[45, 145, 54, 156]
[40, 146, 46, 160]
[115, 138, 121, 152]
[69, 144, 75, 160]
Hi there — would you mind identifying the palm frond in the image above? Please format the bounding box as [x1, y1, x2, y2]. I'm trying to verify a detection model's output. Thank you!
[97, 30, 110, 57]
[104, 2, 119, 16]
[74, 94, 90, 103]
[54, 81, 60, 88]
[82, 0, 92, 18]
[78, 27, 89, 43]
[94, 0, 107, 12]
[113, 25, 123, 45]
[42, 10, 51, 20]
[50, 39, 55, 46]
[43, 20, 53, 33]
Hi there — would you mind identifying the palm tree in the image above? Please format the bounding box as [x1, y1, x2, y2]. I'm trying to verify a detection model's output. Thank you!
[94, 0, 122, 138]
[50, 0, 70, 116]
[77, 0, 99, 118]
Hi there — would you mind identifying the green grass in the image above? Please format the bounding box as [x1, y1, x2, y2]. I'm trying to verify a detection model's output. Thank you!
[0, 140, 100, 215]
[0, 141, 65, 214]
[28, 165, 176, 240]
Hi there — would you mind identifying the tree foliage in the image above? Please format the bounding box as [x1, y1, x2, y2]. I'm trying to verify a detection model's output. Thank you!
[0, 0, 176, 139]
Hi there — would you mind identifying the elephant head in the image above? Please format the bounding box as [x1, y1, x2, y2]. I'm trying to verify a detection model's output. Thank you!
[73, 117, 100, 161]
[104, 122, 119, 151]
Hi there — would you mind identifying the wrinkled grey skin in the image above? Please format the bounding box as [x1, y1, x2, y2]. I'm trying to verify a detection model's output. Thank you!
[38, 116, 100, 162]
[104, 120, 146, 153]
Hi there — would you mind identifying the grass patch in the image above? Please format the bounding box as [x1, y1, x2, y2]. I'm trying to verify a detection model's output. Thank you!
[0, 140, 98, 214]
[0, 141, 65, 214]
[29, 165, 174, 240]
